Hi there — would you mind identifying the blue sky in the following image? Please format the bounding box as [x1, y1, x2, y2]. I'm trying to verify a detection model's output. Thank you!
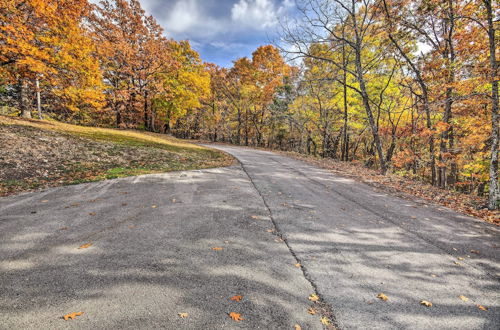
[138, 0, 295, 67]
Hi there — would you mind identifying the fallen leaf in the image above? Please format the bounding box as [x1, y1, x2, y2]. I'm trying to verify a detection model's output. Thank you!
[454, 261, 462, 266]
[128, 225, 136, 229]
[321, 317, 330, 325]
[477, 304, 488, 311]
[178, 313, 188, 318]
[309, 293, 319, 302]
[229, 312, 244, 321]
[151, 205, 157, 208]
[121, 203, 128, 206]
[307, 308, 316, 315]
[430, 274, 437, 277]
[250, 215, 259, 219]
[78, 243, 92, 249]
[459, 295, 469, 302]
[89, 212, 96, 216]
[41, 200, 49, 203]
[172, 198, 176, 203]
[377, 293, 388, 301]
[470, 250, 480, 254]
[212, 247, 223, 251]
[71, 203, 80, 207]
[63, 312, 83, 320]
[457, 257, 464, 260]
[294, 324, 302, 330]
[274, 238, 283, 243]
[420, 300, 433, 307]
[266, 229, 274, 233]
[60, 226, 69, 230]
[230, 295, 243, 302]
[295, 263, 301, 268]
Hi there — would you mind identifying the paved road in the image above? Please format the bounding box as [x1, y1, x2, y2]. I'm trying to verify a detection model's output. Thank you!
[1, 145, 499, 329]
[207, 145, 500, 329]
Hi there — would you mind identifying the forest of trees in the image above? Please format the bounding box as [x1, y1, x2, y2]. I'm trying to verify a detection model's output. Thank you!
[1, 0, 499, 209]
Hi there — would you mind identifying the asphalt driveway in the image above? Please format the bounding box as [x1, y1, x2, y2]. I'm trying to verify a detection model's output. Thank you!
[1, 145, 499, 329]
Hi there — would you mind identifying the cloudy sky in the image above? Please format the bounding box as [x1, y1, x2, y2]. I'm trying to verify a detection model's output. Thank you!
[137, 0, 295, 67]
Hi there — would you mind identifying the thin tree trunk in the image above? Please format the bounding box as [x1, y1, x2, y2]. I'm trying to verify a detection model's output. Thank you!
[355, 49, 386, 173]
[438, 0, 457, 188]
[342, 45, 349, 161]
[35, 78, 42, 120]
[485, 0, 499, 209]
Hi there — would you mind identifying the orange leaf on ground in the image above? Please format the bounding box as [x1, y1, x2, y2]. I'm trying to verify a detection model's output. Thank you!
[178, 313, 188, 318]
[295, 263, 301, 268]
[377, 293, 388, 301]
[212, 247, 223, 251]
[309, 293, 319, 302]
[459, 295, 469, 302]
[294, 324, 302, 330]
[307, 307, 316, 315]
[321, 317, 330, 325]
[78, 243, 92, 249]
[63, 312, 83, 320]
[477, 304, 488, 311]
[230, 295, 243, 302]
[420, 300, 433, 307]
[229, 312, 244, 321]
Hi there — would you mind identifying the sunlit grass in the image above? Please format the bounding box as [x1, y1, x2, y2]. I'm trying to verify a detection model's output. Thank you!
[0, 115, 209, 155]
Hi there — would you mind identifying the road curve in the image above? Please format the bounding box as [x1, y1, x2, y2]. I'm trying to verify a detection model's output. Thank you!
[207, 144, 500, 329]
[0, 144, 499, 329]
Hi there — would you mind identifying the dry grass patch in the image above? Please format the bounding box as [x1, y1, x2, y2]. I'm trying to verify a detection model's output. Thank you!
[0, 116, 232, 196]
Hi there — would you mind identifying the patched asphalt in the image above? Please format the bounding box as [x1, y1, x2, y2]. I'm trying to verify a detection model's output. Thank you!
[1, 145, 499, 329]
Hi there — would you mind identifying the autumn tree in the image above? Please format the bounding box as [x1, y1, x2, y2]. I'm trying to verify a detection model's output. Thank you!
[280, 0, 392, 173]
[0, 0, 103, 119]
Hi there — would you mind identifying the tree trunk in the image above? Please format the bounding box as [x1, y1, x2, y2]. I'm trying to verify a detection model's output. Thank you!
[143, 90, 149, 131]
[354, 48, 387, 174]
[35, 78, 42, 120]
[18, 78, 31, 118]
[486, 0, 499, 209]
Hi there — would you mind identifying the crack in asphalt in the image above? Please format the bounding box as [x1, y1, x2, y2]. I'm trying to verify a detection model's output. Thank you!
[235, 158, 339, 329]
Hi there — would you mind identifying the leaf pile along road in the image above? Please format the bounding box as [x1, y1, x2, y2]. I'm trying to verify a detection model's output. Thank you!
[1, 145, 499, 329]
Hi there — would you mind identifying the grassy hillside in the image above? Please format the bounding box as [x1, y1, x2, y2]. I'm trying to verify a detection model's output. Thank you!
[0, 116, 232, 196]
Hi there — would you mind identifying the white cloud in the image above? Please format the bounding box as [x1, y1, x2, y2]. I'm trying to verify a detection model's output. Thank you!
[163, 0, 224, 38]
[231, 0, 294, 29]
[166, 0, 199, 33]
